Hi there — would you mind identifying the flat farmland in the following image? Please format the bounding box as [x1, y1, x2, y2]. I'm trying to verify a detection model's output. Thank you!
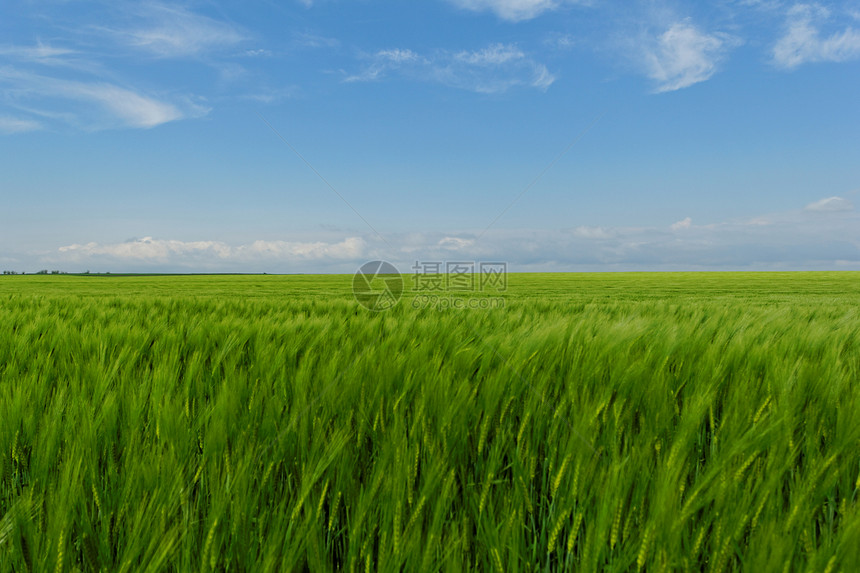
[1, 273, 859, 572]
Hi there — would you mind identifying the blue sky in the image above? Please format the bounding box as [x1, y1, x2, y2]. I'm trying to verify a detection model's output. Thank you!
[1, 0, 859, 273]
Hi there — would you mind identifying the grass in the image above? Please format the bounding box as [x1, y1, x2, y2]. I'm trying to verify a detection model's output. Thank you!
[1, 272, 859, 572]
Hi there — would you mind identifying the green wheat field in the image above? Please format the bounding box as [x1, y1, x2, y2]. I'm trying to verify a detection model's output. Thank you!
[1, 272, 859, 572]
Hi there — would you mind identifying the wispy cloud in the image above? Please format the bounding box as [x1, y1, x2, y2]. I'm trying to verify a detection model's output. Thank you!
[571, 226, 614, 239]
[670, 217, 693, 230]
[544, 33, 576, 51]
[0, 3, 249, 132]
[804, 196, 854, 212]
[0, 68, 200, 129]
[293, 31, 340, 49]
[0, 4, 240, 132]
[377, 48, 424, 64]
[241, 48, 272, 57]
[446, 0, 589, 22]
[343, 48, 426, 82]
[68, 83, 186, 128]
[0, 115, 41, 134]
[438, 237, 475, 250]
[773, 3, 860, 68]
[345, 43, 554, 93]
[0, 41, 104, 77]
[455, 43, 524, 65]
[0, 42, 77, 63]
[240, 86, 299, 104]
[103, 4, 245, 58]
[640, 19, 738, 92]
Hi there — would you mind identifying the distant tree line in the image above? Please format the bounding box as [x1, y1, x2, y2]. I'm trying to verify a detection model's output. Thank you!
[2, 270, 71, 275]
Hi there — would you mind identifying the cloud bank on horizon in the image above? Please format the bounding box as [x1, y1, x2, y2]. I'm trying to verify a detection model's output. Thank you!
[15, 195, 855, 273]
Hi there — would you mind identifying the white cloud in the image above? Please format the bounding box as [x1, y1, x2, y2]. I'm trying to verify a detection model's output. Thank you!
[572, 226, 614, 239]
[242, 237, 365, 260]
[544, 33, 576, 51]
[0, 115, 41, 134]
[346, 43, 554, 93]
[642, 20, 737, 92]
[447, 0, 587, 22]
[455, 43, 524, 65]
[804, 196, 854, 212]
[240, 86, 299, 104]
[746, 216, 773, 226]
[773, 4, 860, 68]
[0, 8, 232, 131]
[670, 217, 693, 230]
[59, 238, 228, 261]
[0, 43, 76, 62]
[344, 49, 425, 82]
[293, 32, 340, 49]
[107, 4, 245, 58]
[69, 83, 184, 128]
[438, 237, 475, 250]
[0, 42, 103, 76]
[56, 236, 366, 265]
[0, 68, 192, 129]
[377, 49, 423, 63]
[242, 49, 272, 57]
[531, 64, 556, 89]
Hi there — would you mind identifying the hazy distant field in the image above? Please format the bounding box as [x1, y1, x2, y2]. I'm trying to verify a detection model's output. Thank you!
[1, 273, 859, 572]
